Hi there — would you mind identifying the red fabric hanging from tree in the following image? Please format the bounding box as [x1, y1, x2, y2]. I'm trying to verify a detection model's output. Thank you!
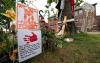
[69, 0, 74, 16]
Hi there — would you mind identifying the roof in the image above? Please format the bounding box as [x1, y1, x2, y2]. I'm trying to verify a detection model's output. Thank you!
[75, 6, 82, 11]
[75, 2, 96, 11]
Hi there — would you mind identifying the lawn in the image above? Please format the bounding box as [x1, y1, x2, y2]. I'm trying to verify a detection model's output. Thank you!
[22, 33, 100, 63]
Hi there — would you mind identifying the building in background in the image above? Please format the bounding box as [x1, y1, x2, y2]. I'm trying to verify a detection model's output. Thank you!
[75, 2, 100, 32]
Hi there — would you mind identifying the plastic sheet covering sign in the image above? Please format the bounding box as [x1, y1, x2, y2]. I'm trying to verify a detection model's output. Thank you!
[16, 2, 42, 62]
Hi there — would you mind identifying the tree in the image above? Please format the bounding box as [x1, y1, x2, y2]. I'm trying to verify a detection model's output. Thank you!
[0, 0, 15, 29]
[47, 0, 58, 4]
[0, 0, 15, 13]
[75, 0, 83, 7]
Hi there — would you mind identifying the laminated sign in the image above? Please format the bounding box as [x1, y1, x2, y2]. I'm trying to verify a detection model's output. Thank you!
[16, 2, 42, 62]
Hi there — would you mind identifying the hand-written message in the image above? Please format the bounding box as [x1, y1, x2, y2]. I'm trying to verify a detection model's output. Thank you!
[19, 43, 40, 59]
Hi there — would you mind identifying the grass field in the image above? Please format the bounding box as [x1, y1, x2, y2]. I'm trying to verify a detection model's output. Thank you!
[23, 33, 100, 63]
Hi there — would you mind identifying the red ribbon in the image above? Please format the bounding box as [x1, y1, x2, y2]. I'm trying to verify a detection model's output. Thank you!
[69, 0, 74, 16]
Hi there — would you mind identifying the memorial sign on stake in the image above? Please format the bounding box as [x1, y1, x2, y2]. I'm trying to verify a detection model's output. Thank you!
[16, 2, 42, 62]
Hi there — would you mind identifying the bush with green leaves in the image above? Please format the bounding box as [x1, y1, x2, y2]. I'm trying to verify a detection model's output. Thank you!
[0, 29, 17, 56]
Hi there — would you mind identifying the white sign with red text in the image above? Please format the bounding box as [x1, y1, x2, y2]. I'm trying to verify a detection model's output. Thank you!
[17, 30, 42, 62]
[16, 2, 41, 62]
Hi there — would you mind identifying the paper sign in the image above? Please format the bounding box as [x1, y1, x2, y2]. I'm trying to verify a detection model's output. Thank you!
[16, 3, 39, 30]
[17, 30, 41, 62]
[16, 2, 42, 62]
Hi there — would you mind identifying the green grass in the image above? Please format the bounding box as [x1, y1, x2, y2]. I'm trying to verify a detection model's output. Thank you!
[22, 33, 100, 63]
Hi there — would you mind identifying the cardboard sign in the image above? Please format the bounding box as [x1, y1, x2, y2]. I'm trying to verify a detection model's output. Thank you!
[16, 2, 41, 62]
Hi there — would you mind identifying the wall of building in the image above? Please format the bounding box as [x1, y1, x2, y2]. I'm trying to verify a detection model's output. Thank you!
[74, 7, 100, 32]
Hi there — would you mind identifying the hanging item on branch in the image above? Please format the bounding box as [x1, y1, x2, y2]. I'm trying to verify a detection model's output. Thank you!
[56, 0, 61, 17]
[70, 0, 74, 16]
[56, 0, 74, 20]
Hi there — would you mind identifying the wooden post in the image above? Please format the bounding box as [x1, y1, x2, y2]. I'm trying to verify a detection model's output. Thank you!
[56, 16, 67, 36]
[48, 18, 51, 32]
[54, 17, 59, 32]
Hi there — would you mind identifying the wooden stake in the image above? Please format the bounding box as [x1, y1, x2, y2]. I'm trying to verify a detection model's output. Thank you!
[54, 18, 59, 32]
[56, 16, 67, 36]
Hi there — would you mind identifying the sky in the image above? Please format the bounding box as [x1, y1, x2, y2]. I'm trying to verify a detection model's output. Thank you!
[84, 0, 100, 15]
[32, 0, 47, 10]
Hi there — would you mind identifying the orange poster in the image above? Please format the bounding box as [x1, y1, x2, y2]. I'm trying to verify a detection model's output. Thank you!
[16, 3, 39, 30]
